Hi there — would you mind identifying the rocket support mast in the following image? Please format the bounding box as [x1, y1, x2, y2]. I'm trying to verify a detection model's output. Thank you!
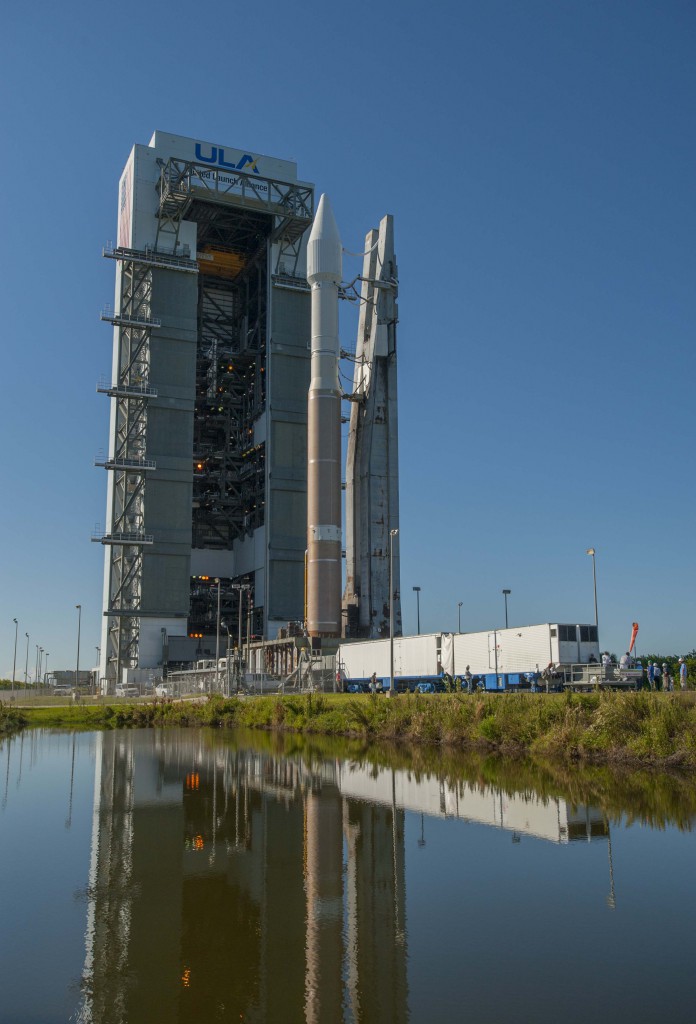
[343, 216, 401, 639]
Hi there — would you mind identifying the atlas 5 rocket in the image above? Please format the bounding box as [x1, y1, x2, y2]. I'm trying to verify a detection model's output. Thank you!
[306, 194, 342, 637]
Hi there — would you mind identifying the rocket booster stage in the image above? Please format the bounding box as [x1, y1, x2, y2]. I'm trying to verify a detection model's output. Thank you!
[306, 194, 342, 637]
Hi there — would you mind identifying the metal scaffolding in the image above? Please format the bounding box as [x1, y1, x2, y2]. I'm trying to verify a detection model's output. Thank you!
[98, 248, 198, 685]
[192, 264, 267, 550]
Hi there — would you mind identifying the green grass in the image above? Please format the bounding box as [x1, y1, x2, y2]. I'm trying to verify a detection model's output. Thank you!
[14, 691, 696, 771]
[0, 702, 27, 735]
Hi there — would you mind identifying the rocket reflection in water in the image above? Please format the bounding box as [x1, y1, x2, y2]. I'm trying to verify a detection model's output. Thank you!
[79, 732, 408, 1024]
[79, 731, 610, 1023]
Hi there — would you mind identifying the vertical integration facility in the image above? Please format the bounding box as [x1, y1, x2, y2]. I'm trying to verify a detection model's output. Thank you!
[97, 131, 400, 687]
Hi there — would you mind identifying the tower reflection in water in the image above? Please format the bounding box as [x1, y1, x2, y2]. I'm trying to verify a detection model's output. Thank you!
[80, 731, 408, 1024]
[79, 731, 607, 1024]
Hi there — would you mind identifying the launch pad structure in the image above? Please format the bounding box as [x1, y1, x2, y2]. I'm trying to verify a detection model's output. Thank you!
[97, 132, 400, 689]
[343, 215, 401, 640]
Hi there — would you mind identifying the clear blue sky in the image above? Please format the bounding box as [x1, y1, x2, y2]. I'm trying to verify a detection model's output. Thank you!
[1, 0, 694, 676]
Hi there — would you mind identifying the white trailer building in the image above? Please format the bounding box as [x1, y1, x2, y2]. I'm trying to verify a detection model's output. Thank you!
[453, 622, 600, 677]
[336, 762, 608, 843]
[337, 622, 600, 690]
[337, 633, 443, 681]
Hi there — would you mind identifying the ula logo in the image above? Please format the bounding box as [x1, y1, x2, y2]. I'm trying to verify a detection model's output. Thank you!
[195, 143, 260, 175]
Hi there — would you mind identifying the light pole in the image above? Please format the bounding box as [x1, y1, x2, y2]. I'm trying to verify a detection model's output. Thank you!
[458, 601, 463, 633]
[35, 645, 40, 687]
[246, 591, 252, 675]
[215, 579, 221, 693]
[44, 653, 49, 687]
[237, 588, 243, 688]
[230, 583, 250, 692]
[221, 622, 231, 696]
[418, 813, 426, 848]
[38, 647, 44, 688]
[389, 529, 399, 697]
[24, 632, 30, 689]
[95, 647, 100, 695]
[502, 589, 511, 629]
[586, 548, 598, 629]
[11, 618, 18, 697]
[75, 604, 82, 691]
[413, 586, 421, 635]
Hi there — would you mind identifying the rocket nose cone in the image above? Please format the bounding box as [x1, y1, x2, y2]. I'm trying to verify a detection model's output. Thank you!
[310, 194, 341, 247]
[307, 193, 342, 282]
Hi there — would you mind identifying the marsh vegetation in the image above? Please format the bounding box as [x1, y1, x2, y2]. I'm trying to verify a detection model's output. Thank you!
[16, 689, 696, 771]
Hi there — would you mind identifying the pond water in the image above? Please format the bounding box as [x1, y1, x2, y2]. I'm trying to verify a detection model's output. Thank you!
[1, 727, 695, 1024]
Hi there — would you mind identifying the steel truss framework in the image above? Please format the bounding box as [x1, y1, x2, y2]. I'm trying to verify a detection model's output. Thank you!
[192, 265, 267, 551]
[155, 158, 313, 256]
[189, 575, 255, 642]
[99, 251, 197, 685]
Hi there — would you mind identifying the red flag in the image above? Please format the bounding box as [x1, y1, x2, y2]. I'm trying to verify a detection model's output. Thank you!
[628, 622, 639, 653]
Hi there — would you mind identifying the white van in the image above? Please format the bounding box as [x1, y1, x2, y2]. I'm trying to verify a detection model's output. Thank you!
[115, 684, 140, 698]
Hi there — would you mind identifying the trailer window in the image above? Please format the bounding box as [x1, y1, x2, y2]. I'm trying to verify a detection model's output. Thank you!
[580, 626, 598, 642]
[559, 625, 576, 642]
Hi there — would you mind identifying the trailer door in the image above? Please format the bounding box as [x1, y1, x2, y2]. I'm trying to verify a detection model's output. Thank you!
[440, 633, 454, 676]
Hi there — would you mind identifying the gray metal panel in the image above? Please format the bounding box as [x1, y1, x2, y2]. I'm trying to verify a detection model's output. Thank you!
[140, 552, 192, 615]
[270, 420, 306, 482]
[268, 558, 305, 621]
[270, 489, 306, 549]
[141, 269, 198, 617]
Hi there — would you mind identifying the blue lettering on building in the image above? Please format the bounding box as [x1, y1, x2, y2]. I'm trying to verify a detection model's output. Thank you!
[195, 143, 260, 174]
[195, 143, 217, 164]
[217, 150, 237, 170]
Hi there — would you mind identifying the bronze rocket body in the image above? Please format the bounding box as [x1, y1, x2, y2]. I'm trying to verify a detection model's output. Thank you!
[306, 195, 342, 637]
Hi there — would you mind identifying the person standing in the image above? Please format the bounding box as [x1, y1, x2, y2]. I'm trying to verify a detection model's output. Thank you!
[647, 662, 655, 690]
[662, 663, 671, 692]
[653, 662, 662, 691]
[679, 658, 688, 691]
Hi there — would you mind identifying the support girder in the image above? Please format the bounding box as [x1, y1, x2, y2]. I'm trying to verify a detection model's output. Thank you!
[103, 255, 155, 685]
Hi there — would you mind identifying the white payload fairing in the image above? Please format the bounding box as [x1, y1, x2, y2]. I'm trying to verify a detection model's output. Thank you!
[306, 195, 343, 637]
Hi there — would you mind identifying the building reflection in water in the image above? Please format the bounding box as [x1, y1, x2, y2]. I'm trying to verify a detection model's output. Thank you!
[78, 731, 606, 1023]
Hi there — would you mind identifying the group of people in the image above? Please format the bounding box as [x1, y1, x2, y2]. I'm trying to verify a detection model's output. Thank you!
[367, 668, 481, 694]
[645, 658, 688, 691]
[362, 656, 689, 694]
[607, 652, 688, 690]
[577, 651, 689, 691]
